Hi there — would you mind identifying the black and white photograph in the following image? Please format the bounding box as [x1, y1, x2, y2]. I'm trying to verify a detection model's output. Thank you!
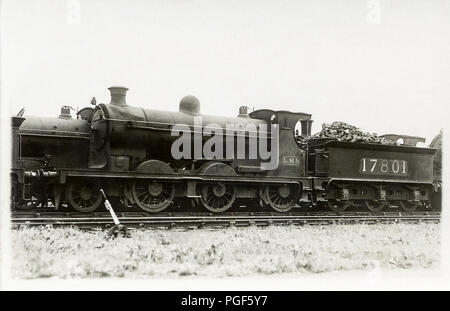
[0, 0, 449, 292]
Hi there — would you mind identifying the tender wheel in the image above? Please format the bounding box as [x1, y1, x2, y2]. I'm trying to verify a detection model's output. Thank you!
[200, 182, 236, 213]
[327, 199, 350, 213]
[66, 180, 102, 213]
[399, 201, 419, 212]
[132, 180, 175, 213]
[264, 184, 297, 212]
[364, 200, 388, 213]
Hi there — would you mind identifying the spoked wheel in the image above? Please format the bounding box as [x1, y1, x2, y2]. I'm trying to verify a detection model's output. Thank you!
[200, 182, 236, 213]
[399, 201, 420, 212]
[327, 199, 351, 213]
[364, 200, 388, 213]
[132, 180, 175, 213]
[66, 180, 102, 213]
[264, 184, 298, 212]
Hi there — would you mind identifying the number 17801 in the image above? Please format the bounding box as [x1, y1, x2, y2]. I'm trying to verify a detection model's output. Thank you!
[359, 158, 408, 176]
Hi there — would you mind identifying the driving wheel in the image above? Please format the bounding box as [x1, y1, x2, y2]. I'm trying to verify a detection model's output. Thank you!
[132, 180, 175, 213]
[66, 180, 102, 213]
[200, 182, 236, 213]
[264, 184, 297, 212]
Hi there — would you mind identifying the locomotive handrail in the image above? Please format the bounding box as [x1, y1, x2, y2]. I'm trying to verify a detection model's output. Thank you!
[104, 117, 272, 136]
[19, 129, 90, 139]
[125, 124, 268, 138]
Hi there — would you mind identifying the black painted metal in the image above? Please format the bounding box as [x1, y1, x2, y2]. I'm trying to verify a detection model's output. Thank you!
[10, 85, 441, 216]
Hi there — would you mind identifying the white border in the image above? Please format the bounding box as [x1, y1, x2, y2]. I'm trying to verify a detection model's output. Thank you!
[1, 0, 449, 292]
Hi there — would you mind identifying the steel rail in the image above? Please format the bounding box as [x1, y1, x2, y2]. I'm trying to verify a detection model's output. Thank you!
[11, 211, 441, 228]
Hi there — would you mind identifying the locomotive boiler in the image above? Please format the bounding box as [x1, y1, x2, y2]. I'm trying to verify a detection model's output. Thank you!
[10, 86, 440, 215]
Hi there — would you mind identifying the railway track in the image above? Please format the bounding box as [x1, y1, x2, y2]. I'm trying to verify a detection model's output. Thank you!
[10, 211, 441, 229]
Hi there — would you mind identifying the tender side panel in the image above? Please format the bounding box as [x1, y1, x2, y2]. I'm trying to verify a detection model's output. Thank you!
[327, 147, 434, 182]
[20, 135, 90, 169]
[311, 141, 436, 183]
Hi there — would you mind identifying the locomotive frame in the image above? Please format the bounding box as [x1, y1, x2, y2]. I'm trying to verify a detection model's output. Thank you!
[10, 86, 440, 215]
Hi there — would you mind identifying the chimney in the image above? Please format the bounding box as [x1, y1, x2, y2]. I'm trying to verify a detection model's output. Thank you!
[238, 106, 249, 118]
[108, 86, 129, 107]
[59, 106, 72, 119]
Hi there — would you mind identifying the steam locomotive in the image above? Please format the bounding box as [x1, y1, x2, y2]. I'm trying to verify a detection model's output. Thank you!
[11, 86, 440, 213]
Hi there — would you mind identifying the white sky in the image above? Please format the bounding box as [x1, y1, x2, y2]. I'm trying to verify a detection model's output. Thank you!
[1, 0, 449, 143]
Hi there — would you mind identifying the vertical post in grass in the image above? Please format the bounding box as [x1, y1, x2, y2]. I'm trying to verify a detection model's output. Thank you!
[100, 189, 128, 237]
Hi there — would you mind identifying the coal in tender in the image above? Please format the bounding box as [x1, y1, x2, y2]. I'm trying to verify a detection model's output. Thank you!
[310, 121, 395, 145]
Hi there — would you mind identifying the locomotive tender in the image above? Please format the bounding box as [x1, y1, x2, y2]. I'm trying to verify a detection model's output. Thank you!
[11, 86, 439, 214]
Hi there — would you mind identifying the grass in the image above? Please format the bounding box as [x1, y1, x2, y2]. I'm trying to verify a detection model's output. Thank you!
[10, 223, 440, 279]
